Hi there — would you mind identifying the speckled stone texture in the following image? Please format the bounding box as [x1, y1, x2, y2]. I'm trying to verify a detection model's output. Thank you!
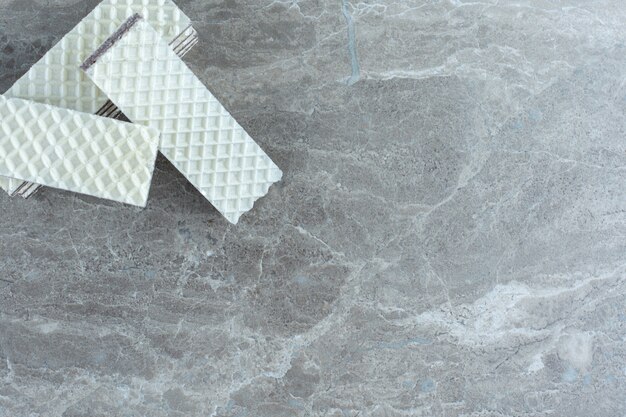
[0, 1, 625, 416]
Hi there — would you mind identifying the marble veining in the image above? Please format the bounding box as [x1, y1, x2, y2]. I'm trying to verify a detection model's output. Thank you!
[0, 0, 625, 416]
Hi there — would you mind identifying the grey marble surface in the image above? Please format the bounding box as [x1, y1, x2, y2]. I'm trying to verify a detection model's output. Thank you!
[1, 0, 625, 416]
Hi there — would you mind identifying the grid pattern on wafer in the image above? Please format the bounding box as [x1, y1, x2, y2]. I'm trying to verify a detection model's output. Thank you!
[83, 17, 283, 223]
[1, 0, 193, 195]
[0, 96, 159, 206]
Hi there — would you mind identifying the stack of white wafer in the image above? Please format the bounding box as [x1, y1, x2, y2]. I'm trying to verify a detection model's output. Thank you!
[0, 1, 282, 224]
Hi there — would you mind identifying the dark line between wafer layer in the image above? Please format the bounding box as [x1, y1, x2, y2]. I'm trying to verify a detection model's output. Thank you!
[81, 13, 143, 71]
